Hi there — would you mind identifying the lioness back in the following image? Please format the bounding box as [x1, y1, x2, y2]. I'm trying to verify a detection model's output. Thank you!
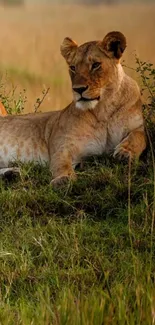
[0, 113, 53, 167]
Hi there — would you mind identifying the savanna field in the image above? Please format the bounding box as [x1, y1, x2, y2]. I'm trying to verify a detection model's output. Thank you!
[1, 2, 155, 324]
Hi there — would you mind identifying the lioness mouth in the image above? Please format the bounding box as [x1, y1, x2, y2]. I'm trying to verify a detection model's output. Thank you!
[78, 96, 100, 102]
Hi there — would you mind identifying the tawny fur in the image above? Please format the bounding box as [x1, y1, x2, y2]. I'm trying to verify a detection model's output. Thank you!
[0, 102, 7, 116]
[0, 31, 146, 187]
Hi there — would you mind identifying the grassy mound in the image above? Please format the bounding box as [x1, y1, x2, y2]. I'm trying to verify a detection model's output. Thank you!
[0, 143, 155, 324]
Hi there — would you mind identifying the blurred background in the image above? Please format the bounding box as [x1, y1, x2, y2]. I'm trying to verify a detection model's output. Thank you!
[0, 0, 154, 112]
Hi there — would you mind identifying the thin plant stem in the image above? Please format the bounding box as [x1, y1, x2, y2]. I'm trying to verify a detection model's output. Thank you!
[145, 126, 155, 272]
[34, 87, 50, 113]
[128, 154, 136, 278]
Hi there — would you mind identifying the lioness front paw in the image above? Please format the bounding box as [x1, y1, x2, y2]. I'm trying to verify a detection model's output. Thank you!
[51, 174, 77, 189]
[113, 143, 132, 160]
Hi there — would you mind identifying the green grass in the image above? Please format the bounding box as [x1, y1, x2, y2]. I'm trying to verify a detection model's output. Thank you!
[0, 139, 155, 324]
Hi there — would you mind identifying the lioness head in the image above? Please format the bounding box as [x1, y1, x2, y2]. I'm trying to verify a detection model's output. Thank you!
[61, 31, 126, 110]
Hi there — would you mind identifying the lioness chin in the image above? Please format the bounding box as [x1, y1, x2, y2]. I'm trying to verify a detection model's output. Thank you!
[0, 31, 146, 187]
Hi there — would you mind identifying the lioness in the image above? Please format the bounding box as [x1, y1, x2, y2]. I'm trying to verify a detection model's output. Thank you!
[0, 102, 7, 116]
[0, 31, 146, 187]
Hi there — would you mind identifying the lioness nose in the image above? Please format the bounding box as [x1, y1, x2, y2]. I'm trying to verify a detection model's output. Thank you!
[73, 85, 88, 95]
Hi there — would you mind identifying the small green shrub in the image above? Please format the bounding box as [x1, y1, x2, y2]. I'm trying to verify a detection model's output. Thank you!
[0, 74, 50, 115]
[0, 75, 27, 114]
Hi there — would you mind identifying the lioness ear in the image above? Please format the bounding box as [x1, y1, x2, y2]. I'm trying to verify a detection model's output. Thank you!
[100, 31, 126, 59]
[60, 37, 78, 64]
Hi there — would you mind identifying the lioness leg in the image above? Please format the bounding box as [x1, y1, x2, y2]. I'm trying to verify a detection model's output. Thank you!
[50, 150, 77, 188]
[113, 126, 146, 159]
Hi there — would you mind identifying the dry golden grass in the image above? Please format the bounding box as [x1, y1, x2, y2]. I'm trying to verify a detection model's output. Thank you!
[0, 2, 155, 112]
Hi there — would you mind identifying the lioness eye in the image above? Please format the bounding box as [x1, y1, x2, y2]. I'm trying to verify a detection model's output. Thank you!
[92, 62, 101, 70]
[69, 65, 76, 72]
